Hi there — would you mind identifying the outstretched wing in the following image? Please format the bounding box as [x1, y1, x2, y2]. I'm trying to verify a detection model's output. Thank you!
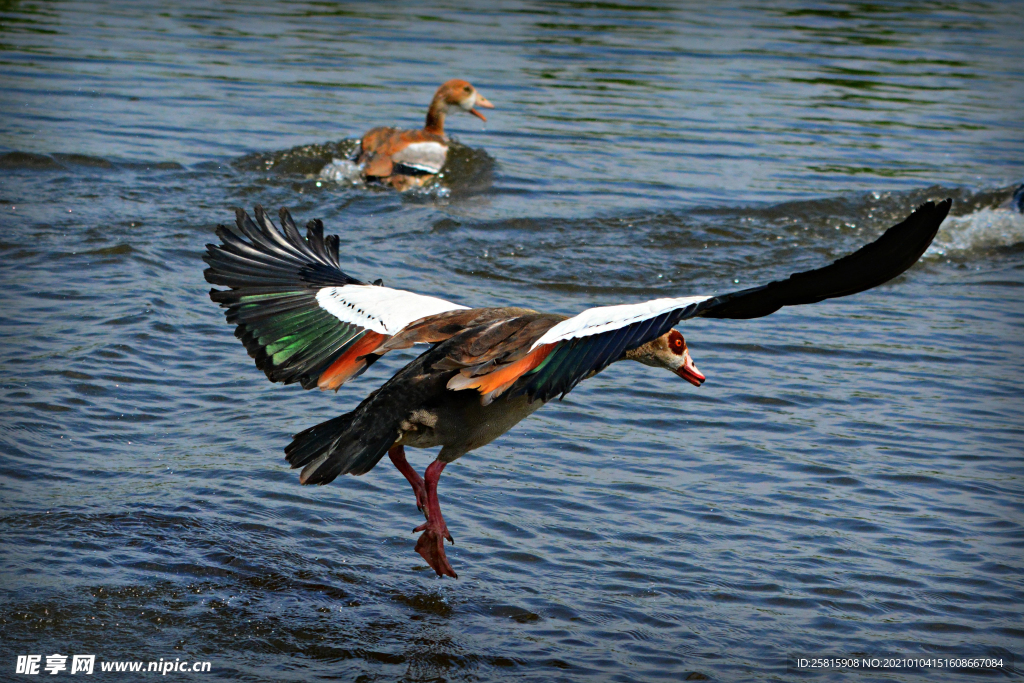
[447, 199, 950, 404]
[204, 206, 467, 390]
[697, 199, 951, 319]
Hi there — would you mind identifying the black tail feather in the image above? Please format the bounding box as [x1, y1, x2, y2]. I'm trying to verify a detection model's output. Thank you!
[286, 413, 356, 469]
[285, 401, 399, 485]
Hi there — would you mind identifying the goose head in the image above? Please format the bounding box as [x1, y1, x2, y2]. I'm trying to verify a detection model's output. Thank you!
[433, 79, 494, 121]
[625, 330, 705, 387]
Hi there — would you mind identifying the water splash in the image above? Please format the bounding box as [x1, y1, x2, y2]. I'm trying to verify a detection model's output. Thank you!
[237, 139, 494, 196]
[319, 158, 365, 185]
[927, 206, 1024, 257]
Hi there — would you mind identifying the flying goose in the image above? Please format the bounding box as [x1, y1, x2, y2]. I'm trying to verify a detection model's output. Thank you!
[204, 199, 951, 577]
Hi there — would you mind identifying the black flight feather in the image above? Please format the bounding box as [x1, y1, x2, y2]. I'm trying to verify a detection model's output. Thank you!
[697, 199, 950, 320]
[204, 206, 375, 388]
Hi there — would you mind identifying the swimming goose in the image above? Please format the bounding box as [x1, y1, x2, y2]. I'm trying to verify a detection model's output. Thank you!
[204, 199, 951, 577]
[355, 79, 493, 190]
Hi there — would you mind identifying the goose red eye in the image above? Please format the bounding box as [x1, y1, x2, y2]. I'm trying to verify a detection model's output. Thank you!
[668, 330, 686, 355]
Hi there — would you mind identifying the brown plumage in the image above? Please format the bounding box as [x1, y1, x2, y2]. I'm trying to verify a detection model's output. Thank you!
[356, 79, 494, 190]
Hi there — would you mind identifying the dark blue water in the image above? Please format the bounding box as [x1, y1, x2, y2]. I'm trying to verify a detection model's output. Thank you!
[1, 2, 1022, 681]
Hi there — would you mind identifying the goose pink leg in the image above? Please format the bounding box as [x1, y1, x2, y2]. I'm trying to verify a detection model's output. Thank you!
[389, 445, 427, 512]
[414, 460, 457, 578]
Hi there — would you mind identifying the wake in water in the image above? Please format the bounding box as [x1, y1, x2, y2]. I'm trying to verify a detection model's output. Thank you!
[927, 183, 1024, 257]
[235, 138, 494, 197]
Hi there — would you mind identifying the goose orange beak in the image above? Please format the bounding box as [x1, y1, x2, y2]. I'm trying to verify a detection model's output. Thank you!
[677, 353, 705, 387]
[470, 94, 494, 121]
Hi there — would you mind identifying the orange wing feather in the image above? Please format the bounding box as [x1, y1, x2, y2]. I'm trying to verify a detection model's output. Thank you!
[317, 331, 387, 391]
[447, 343, 555, 401]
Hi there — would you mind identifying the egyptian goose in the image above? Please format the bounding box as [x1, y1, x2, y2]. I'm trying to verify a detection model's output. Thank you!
[204, 199, 951, 578]
[354, 79, 493, 190]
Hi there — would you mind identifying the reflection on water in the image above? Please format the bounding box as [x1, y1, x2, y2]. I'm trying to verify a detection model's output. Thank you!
[0, 1, 1022, 681]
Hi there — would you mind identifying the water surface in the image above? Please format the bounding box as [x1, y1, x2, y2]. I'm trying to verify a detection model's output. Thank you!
[1, 1, 1022, 681]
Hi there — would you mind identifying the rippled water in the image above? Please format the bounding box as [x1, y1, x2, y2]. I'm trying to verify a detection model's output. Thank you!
[1, 2, 1022, 681]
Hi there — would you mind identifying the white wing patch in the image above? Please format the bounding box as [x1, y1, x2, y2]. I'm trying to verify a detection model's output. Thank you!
[530, 296, 712, 350]
[392, 142, 448, 174]
[316, 285, 468, 335]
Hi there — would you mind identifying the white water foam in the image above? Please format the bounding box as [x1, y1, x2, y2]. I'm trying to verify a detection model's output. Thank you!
[316, 158, 450, 197]
[926, 207, 1024, 257]
[318, 158, 365, 184]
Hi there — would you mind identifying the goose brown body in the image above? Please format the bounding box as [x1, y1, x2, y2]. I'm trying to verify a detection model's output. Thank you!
[356, 79, 494, 190]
